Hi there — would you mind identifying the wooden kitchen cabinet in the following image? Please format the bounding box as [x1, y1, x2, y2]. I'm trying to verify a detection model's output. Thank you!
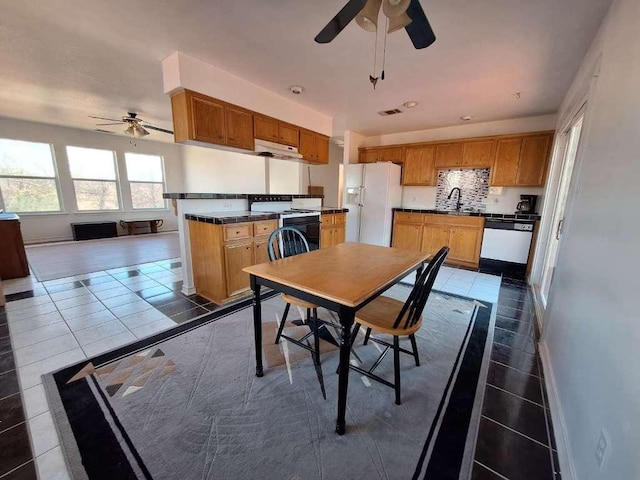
[421, 224, 451, 259]
[0, 215, 29, 280]
[299, 129, 330, 164]
[462, 139, 496, 168]
[320, 213, 346, 248]
[378, 146, 403, 163]
[517, 135, 552, 186]
[491, 138, 522, 186]
[435, 143, 464, 168]
[254, 115, 279, 142]
[188, 218, 277, 304]
[189, 93, 225, 144]
[448, 226, 483, 264]
[278, 123, 299, 147]
[359, 148, 380, 163]
[402, 146, 437, 185]
[392, 222, 423, 251]
[225, 106, 254, 150]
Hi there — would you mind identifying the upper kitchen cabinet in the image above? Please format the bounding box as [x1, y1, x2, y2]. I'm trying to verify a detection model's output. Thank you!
[299, 129, 330, 164]
[402, 145, 436, 185]
[254, 114, 299, 147]
[434, 143, 464, 168]
[490, 132, 553, 187]
[358, 146, 404, 164]
[171, 90, 253, 149]
[462, 139, 496, 168]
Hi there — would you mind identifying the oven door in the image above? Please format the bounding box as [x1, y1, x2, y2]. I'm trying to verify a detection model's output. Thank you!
[281, 215, 321, 251]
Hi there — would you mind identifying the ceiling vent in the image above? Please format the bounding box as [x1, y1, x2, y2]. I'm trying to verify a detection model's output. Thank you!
[378, 108, 403, 116]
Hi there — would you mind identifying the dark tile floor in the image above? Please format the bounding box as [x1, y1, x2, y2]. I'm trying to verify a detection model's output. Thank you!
[471, 278, 560, 480]
[0, 306, 37, 479]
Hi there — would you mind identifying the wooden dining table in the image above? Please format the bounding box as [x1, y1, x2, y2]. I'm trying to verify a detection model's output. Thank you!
[243, 242, 430, 435]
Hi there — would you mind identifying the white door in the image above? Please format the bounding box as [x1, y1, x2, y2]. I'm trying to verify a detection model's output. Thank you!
[539, 115, 584, 306]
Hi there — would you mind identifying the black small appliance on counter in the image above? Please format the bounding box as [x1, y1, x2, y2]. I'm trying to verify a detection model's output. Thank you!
[516, 194, 538, 214]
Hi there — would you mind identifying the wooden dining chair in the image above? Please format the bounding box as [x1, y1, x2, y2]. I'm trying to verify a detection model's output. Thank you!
[267, 226, 333, 365]
[346, 246, 450, 405]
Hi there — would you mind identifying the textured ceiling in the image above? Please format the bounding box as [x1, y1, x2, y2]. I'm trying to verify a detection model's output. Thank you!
[0, 0, 612, 140]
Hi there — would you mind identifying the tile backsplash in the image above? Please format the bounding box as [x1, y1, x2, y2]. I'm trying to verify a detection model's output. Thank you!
[435, 168, 490, 211]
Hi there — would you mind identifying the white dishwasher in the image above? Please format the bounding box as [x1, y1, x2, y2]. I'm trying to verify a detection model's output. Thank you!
[479, 219, 535, 279]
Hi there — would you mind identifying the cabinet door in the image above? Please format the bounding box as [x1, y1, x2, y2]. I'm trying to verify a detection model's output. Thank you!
[378, 147, 403, 163]
[491, 138, 522, 186]
[392, 222, 423, 252]
[254, 240, 270, 265]
[516, 135, 552, 186]
[190, 95, 225, 144]
[225, 106, 254, 150]
[449, 226, 482, 264]
[278, 123, 299, 147]
[402, 146, 436, 185]
[224, 242, 254, 297]
[254, 116, 279, 142]
[333, 225, 346, 245]
[435, 143, 463, 168]
[320, 227, 333, 249]
[359, 149, 379, 163]
[315, 134, 329, 164]
[299, 129, 316, 161]
[462, 139, 496, 168]
[421, 225, 450, 258]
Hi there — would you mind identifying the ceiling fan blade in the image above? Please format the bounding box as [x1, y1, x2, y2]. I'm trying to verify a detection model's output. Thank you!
[315, 0, 368, 44]
[88, 115, 123, 122]
[404, 0, 436, 49]
[95, 122, 124, 126]
[144, 125, 174, 135]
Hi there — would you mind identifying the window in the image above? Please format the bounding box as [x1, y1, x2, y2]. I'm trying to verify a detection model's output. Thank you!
[0, 139, 61, 213]
[125, 153, 166, 209]
[67, 146, 120, 211]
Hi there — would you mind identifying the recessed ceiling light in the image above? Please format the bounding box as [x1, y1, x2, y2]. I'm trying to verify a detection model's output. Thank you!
[460, 115, 473, 121]
[289, 85, 304, 95]
[403, 101, 418, 108]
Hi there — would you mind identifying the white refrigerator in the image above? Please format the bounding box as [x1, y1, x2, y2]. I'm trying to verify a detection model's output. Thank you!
[344, 162, 402, 246]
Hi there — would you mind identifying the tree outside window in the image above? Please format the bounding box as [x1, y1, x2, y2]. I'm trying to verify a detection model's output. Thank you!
[0, 139, 62, 213]
[67, 146, 120, 211]
[125, 153, 166, 209]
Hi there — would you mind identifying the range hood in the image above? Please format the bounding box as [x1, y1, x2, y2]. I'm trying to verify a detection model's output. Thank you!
[254, 139, 303, 160]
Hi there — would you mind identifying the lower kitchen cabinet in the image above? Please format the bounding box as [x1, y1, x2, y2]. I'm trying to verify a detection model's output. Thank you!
[0, 215, 29, 280]
[188, 219, 277, 304]
[392, 212, 485, 268]
[320, 213, 346, 248]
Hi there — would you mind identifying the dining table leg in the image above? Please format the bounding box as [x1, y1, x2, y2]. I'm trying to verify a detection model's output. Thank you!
[336, 306, 355, 435]
[250, 275, 263, 377]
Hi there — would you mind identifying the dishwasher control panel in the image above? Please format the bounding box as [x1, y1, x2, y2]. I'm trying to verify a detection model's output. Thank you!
[514, 223, 534, 231]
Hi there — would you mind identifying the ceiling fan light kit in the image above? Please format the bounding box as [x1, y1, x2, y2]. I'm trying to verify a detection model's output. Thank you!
[388, 12, 411, 33]
[355, 0, 382, 32]
[89, 112, 173, 137]
[382, 0, 411, 18]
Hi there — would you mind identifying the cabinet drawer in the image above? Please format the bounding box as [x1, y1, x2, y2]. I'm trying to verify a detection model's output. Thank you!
[253, 220, 276, 237]
[394, 212, 424, 224]
[321, 214, 334, 225]
[333, 213, 346, 224]
[223, 224, 252, 241]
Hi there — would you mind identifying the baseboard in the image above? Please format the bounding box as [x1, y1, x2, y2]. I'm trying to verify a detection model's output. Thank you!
[538, 340, 578, 480]
[181, 285, 197, 296]
[25, 229, 178, 246]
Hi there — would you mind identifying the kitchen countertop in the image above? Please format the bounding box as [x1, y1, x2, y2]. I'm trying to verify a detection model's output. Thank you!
[164, 193, 324, 200]
[0, 213, 20, 221]
[393, 208, 541, 221]
[312, 207, 349, 214]
[185, 211, 280, 224]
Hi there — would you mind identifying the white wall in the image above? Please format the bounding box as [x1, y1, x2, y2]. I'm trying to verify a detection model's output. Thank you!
[181, 145, 266, 193]
[540, 1, 640, 479]
[0, 117, 184, 244]
[267, 158, 301, 194]
[301, 143, 343, 206]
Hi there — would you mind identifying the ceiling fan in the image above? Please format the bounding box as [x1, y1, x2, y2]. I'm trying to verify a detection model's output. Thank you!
[315, 0, 435, 49]
[89, 112, 173, 137]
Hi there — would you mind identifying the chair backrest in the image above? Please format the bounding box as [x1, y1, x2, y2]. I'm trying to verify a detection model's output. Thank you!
[267, 226, 310, 261]
[393, 246, 450, 330]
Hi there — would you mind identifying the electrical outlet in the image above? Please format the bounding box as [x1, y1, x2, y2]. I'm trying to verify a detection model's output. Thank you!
[488, 186, 503, 195]
[595, 429, 610, 469]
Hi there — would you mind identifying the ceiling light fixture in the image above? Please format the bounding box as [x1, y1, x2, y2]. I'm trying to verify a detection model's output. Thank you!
[460, 115, 473, 121]
[403, 101, 418, 108]
[289, 85, 304, 95]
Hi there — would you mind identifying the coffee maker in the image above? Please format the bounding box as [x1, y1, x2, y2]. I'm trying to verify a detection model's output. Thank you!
[516, 195, 538, 214]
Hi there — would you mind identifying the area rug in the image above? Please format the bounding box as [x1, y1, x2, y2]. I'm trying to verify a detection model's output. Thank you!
[44, 285, 494, 480]
[26, 232, 180, 281]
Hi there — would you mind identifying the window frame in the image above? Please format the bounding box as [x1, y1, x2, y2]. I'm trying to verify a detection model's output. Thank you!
[0, 139, 64, 214]
[124, 152, 168, 211]
[66, 146, 122, 213]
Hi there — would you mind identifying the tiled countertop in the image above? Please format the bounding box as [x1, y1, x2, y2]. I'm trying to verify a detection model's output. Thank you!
[185, 211, 280, 224]
[312, 207, 349, 214]
[163, 193, 324, 200]
[393, 208, 541, 221]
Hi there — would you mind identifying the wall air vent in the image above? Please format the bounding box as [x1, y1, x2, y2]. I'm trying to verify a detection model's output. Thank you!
[378, 109, 403, 116]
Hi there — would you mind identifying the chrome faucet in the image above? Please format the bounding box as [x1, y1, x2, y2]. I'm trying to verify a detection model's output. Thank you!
[447, 187, 463, 211]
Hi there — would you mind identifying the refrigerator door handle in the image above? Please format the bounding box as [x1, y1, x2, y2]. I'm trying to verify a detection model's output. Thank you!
[359, 186, 365, 207]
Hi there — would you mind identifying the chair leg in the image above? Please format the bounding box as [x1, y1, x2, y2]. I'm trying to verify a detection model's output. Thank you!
[275, 303, 291, 344]
[363, 328, 372, 345]
[393, 336, 401, 405]
[313, 308, 320, 365]
[409, 334, 420, 367]
[306, 308, 311, 324]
